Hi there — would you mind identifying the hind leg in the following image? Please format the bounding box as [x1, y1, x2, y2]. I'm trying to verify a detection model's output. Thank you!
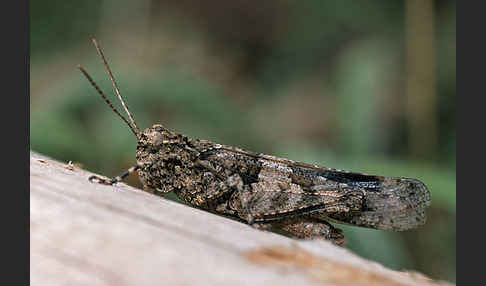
[254, 218, 346, 246]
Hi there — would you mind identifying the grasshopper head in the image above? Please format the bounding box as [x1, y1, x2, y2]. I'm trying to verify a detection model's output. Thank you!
[135, 124, 192, 193]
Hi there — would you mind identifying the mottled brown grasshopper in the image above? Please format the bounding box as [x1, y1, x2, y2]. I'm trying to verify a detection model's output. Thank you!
[79, 39, 430, 245]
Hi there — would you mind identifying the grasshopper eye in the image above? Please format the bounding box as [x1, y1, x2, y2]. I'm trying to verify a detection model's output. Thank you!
[149, 132, 164, 146]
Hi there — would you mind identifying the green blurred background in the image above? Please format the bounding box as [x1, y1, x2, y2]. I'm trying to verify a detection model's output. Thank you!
[30, 0, 456, 283]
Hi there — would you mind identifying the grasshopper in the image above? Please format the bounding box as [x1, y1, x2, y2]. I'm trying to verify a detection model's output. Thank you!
[79, 39, 430, 245]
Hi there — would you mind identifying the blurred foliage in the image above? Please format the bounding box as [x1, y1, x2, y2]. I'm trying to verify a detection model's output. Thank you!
[30, 0, 456, 283]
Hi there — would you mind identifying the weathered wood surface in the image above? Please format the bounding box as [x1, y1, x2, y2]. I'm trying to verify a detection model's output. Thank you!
[30, 151, 449, 286]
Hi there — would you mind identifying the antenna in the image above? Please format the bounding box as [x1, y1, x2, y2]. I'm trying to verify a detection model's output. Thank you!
[91, 39, 141, 135]
[78, 65, 141, 139]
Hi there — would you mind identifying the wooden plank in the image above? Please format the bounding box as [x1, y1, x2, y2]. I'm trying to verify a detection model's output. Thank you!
[30, 151, 449, 286]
